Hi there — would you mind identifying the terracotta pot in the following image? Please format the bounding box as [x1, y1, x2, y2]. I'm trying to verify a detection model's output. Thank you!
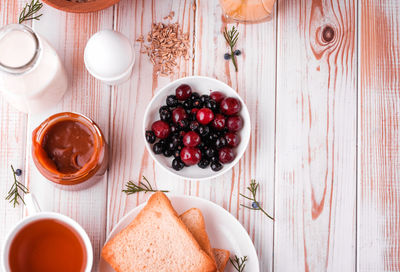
[42, 0, 120, 13]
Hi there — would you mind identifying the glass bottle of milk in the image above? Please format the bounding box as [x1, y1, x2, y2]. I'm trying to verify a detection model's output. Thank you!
[0, 24, 68, 114]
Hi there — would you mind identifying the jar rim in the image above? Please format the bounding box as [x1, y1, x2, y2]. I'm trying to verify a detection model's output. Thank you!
[32, 112, 106, 185]
[0, 24, 41, 74]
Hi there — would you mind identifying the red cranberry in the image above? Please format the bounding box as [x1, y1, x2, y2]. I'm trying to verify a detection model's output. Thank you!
[220, 97, 241, 115]
[218, 147, 235, 164]
[181, 147, 202, 166]
[175, 84, 192, 100]
[227, 116, 243, 132]
[225, 133, 240, 147]
[172, 107, 187, 124]
[196, 108, 215, 125]
[183, 131, 201, 147]
[151, 120, 170, 139]
[212, 114, 226, 130]
[210, 91, 226, 103]
[191, 108, 199, 115]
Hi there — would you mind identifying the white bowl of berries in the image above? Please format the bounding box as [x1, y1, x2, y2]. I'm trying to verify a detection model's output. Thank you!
[143, 76, 250, 180]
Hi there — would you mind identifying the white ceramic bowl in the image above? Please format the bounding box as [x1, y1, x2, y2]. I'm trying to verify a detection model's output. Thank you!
[143, 76, 251, 180]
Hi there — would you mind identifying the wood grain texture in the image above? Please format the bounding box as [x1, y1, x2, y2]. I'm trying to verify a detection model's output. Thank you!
[193, 1, 276, 271]
[0, 0, 28, 257]
[25, 4, 114, 271]
[107, 1, 276, 271]
[1, 0, 399, 271]
[358, 1, 400, 271]
[274, 0, 357, 271]
[107, 0, 195, 233]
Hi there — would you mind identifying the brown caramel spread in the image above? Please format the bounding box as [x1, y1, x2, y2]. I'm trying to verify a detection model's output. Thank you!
[42, 120, 94, 174]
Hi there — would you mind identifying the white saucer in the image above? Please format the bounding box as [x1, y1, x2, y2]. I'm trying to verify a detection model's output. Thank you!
[99, 194, 259, 272]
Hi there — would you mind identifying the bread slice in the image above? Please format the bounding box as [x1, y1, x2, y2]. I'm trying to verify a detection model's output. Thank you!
[101, 192, 217, 272]
[179, 208, 216, 266]
[213, 249, 230, 271]
[180, 209, 230, 272]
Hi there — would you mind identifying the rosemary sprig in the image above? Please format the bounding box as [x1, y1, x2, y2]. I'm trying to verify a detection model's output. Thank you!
[240, 179, 274, 220]
[6, 166, 29, 208]
[122, 176, 169, 195]
[19, 0, 43, 24]
[223, 26, 239, 72]
[230, 255, 248, 272]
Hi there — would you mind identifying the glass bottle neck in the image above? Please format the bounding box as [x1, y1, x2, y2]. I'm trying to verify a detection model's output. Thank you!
[0, 24, 41, 75]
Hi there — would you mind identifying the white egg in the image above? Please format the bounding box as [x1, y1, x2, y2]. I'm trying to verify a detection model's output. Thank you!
[84, 30, 134, 84]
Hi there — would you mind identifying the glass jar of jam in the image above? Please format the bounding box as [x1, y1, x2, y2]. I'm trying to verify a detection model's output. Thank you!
[32, 112, 108, 190]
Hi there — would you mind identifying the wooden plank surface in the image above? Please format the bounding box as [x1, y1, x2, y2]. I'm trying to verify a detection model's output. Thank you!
[0, 0, 28, 257]
[358, 0, 400, 271]
[274, 0, 358, 271]
[107, 1, 276, 271]
[106, 0, 195, 233]
[0, 0, 399, 271]
[25, 4, 114, 271]
[193, 1, 276, 271]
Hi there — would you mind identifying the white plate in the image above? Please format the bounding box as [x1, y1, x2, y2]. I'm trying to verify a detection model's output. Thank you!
[99, 195, 259, 272]
[143, 76, 251, 180]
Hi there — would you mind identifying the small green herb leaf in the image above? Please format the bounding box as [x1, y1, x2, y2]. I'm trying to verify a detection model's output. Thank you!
[240, 179, 274, 220]
[6, 165, 29, 208]
[19, 0, 43, 24]
[230, 255, 248, 272]
[122, 176, 169, 195]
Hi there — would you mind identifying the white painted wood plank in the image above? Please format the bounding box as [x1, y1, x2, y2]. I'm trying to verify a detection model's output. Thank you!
[26, 4, 114, 271]
[107, 0, 195, 233]
[274, 0, 357, 271]
[193, 1, 277, 271]
[0, 0, 29, 257]
[107, 1, 276, 272]
[358, 0, 400, 271]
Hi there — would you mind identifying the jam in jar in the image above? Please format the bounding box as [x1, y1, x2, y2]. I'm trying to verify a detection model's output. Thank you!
[32, 112, 108, 190]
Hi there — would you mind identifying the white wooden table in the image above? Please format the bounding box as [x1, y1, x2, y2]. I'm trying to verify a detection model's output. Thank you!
[1, 0, 399, 271]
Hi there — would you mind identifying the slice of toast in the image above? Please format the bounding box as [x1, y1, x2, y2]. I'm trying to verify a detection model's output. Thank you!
[180, 208, 230, 272]
[102, 192, 217, 272]
[213, 249, 230, 271]
[179, 208, 216, 266]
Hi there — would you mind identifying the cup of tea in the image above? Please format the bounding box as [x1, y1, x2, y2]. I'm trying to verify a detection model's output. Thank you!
[1, 194, 93, 272]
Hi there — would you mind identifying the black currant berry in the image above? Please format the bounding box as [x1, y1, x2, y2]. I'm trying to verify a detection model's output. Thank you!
[159, 105, 169, 114]
[170, 124, 178, 133]
[192, 99, 202, 108]
[205, 99, 218, 111]
[189, 121, 200, 131]
[166, 95, 178, 107]
[145, 130, 156, 144]
[215, 137, 227, 149]
[160, 108, 171, 121]
[163, 149, 173, 157]
[178, 119, 189, 130]
[183, 100, 192, 109]
[172, 158, 185, 171]
[210, 156, 219, 163]
[205, 148, 216, 158]
[200, 94, 210, 103]
[211, 161, 223, 171]
[190, 92, 200, 100]
[198, 159, 210, 169]
[153, 142, 164, 154]
[198, 126, 210, 137]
